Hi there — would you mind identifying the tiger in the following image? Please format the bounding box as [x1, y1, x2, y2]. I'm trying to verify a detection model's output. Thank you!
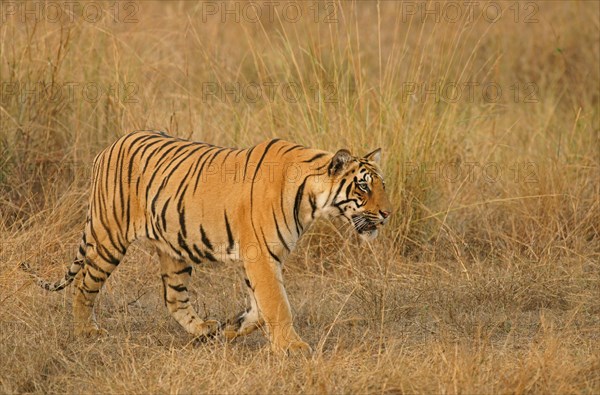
[21, 130, 392, 355]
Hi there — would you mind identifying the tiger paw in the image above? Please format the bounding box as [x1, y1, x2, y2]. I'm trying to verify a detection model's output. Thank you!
[222, 326, 239, 341]
[222, 316, 242, 341]
[272, 339, 312, 356]
[75, 324, 108, 338]
[222, 312, 263, 341]
[193, 320, 221, 342]
[287, 340, 312, 356]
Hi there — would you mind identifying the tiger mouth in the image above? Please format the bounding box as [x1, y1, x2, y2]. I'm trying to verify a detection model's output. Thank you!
[351, 216, 380, 234]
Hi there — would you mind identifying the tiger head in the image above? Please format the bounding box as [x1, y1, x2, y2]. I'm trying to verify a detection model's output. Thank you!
[327, 148, 392, 240]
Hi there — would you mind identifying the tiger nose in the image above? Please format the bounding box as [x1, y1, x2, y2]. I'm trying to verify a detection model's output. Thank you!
[379, 210, 391, 219]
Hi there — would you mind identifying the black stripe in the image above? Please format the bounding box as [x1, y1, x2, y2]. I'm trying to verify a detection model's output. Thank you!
[192, 243, 217, 262]
[143, 143, 190, 212]
[177, 190, 188, 238]
[204, 147, 227, 170]
[204, 250, 217, 262]
[165, 240, 184, 258]
[160, 197, 171, 232]
[191, 148, 219, 193]
[335, 198, 359, 207]
[250, 139, 281, 239]
[168, 283, 187, 292]
[280, 179, 291, 233]
[266, 246, 280, 263]
[103, 139, 117, 200]
[273, 210, 290, 252]
[192, 244, 207, 261]
[174, 266, 193, 276]
[86, 271, 104, 283]
[312, 161, 330, 171]
[200, 225, 214, 251]
[224, 211, 235, 254]
[142, 140, 179, 174]
[282, 144, 303, 154]
[293, 177, 308, 235]
[95, 188, 124, 253]
[303, 152, 326, 163]
[106, 142, 126, 247]
[162, 145, 204, 186]
[150, 188, 161, 216]
[276, 143, 287, 154]
[261, 229, 281, 264]
[173, 156, 200, 199]
[161, 274, 168, 304]
[243, 146, 255, 181]
[331, 178, 347, 203]
[125, 132, 162, 174]
[98, 246, 120, 266]
[85, 258, 110, 276]
[152, 175, 172, 218]
[309, 193, 317, 218]
[220, 148, 234, 165]
[345, 182, 353, 197]
[114, 139, 127, 231]
[85, 225, 120, 264]
[178, 233, 202, 264]
[166, 297, 190, 305]
[194, 147, 220, 187]
[253, 139, 280, 177]
[94, 188, 127, 255]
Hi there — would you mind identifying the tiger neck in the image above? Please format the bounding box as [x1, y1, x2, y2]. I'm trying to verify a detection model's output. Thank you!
[289, 159, 336, 240]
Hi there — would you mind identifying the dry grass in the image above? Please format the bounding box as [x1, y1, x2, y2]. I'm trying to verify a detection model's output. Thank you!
[1, 1, 599, 393]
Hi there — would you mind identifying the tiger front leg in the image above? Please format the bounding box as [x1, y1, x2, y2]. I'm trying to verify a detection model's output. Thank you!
[243, 257, 312, 356]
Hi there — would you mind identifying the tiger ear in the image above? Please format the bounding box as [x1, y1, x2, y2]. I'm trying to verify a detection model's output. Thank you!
[328, 149, 352, 176]
[364, 148, 381, 164]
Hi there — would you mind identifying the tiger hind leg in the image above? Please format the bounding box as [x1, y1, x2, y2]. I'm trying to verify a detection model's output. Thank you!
[158, 251, 220, 340]
[73, 245, 124, 337]
[223, 276, 264, 340]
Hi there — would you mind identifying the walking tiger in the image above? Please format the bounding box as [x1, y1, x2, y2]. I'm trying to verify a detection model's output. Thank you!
[22, 131, 392, 355]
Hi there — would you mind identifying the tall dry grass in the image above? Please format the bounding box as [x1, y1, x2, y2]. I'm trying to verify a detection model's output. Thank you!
[0, 1, 598, 393]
